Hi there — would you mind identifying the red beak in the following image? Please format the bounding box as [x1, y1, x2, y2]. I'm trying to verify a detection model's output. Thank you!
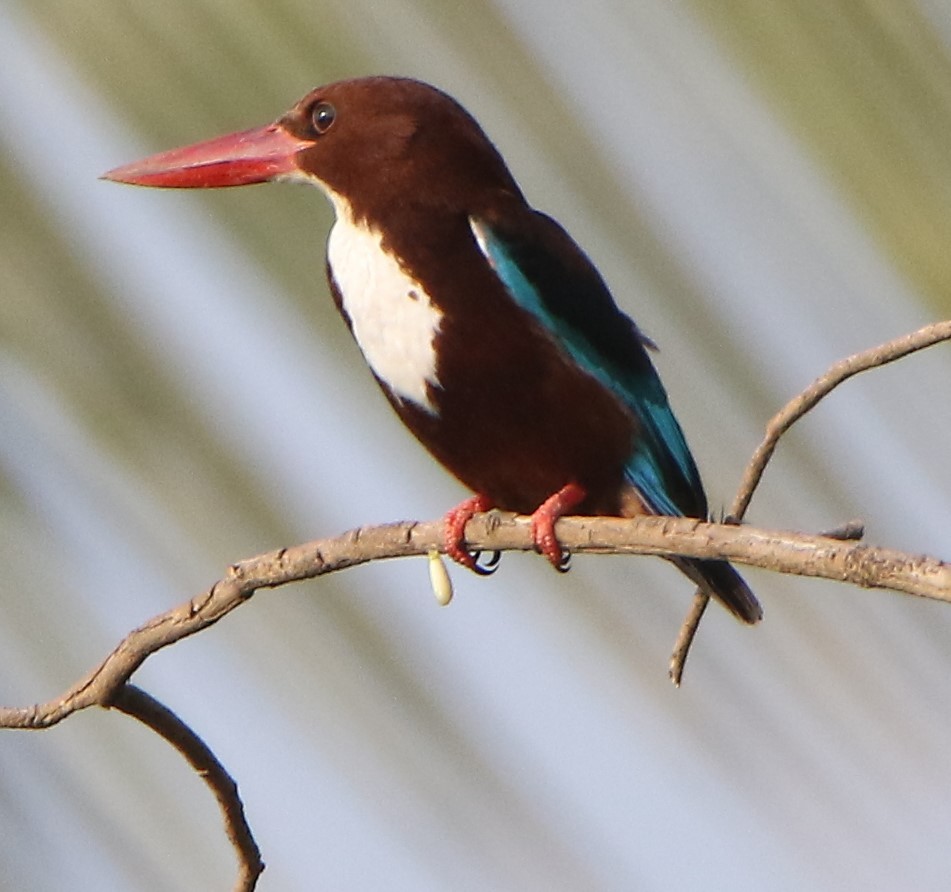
[101, 122, 312, 188]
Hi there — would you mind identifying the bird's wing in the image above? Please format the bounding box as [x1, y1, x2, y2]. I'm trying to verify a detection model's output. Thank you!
[469, 206, 707, 519]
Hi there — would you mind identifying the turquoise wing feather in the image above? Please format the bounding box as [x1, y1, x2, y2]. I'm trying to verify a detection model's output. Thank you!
[470, 211, 706, 519]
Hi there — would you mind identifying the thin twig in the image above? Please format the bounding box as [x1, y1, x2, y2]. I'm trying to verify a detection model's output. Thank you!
[732, 319, 951, 521]
[668, 592, 709, 687]
[110, 685, 264, 891]
[668, 319, 951, 685]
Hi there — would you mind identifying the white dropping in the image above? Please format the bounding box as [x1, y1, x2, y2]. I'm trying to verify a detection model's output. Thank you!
[427, 549, 454, 606]
[323, 189, 443, 412]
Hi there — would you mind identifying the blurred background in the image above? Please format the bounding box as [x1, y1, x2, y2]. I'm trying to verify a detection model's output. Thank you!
[2, 1, 951, 889]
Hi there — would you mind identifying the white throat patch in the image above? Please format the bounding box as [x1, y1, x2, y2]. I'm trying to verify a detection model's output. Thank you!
[324, 191, 443, 413]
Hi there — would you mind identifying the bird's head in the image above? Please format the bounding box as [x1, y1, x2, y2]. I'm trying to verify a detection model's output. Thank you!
[103, 77, 521, 219]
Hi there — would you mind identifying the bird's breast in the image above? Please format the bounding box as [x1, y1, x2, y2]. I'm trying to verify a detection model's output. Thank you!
[327, 212, 443, 413]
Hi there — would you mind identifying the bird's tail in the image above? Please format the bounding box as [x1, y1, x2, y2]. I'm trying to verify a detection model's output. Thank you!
[671, 557, 762, 624]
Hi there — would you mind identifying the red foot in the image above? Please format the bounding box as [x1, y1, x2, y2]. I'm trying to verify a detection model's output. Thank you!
[530, 483, 586, 572]
[444, 494, 497, 575]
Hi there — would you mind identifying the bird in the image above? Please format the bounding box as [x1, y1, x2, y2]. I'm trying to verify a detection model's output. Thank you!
[103, 76, 762, 624]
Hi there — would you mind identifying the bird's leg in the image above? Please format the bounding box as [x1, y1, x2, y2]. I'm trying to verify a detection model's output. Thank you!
[443, 494, 500, 576]
[530, 482, 586, 572]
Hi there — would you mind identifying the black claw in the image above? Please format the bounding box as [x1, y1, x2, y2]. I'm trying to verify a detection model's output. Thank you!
[555, 550, 572, 573]
[484, 550, 502, 570]
[470, 549, 501, 576]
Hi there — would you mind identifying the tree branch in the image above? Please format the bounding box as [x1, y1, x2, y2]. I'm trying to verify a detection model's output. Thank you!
[3, 319, 950, 888]
[3, 513, 949, 734]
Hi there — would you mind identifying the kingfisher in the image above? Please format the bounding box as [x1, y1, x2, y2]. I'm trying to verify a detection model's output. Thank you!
[103, 76, 761, 624]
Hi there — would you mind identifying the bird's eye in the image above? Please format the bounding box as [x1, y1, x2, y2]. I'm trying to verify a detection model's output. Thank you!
[310, 101, 336, 134]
